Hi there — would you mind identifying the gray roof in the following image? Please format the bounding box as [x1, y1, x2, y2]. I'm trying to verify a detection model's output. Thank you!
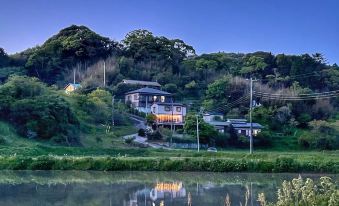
[122, 79, 161, 87]
[227, 119, 247, 123]
[206, 121, 231, 126]
[153, 102, 185, 106]
[232, 123, 263, 129]
[203, 112, 223, 116]
[126, 87, 171, 96]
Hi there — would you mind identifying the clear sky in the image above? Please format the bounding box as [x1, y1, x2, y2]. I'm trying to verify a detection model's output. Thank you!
[0, 0, 338, 64]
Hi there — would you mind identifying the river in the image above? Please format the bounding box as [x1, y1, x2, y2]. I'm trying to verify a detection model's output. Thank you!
[0, 171, 336, 206]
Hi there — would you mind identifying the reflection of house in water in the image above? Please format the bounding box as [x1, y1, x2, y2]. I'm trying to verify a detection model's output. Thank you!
[124, 182, 186, 206]
[150, 182, 186, 202]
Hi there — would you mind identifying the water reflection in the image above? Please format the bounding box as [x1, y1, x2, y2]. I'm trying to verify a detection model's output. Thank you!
[0, 171, 336, 206]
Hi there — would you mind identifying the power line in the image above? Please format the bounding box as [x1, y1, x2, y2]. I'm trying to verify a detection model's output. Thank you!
[257, 71, 324, 82]
[205, 95, 250, 113]
[254, 90, 339, 101]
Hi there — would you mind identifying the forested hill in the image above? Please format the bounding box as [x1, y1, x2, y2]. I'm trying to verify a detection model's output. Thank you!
[0, 25, 339, 149]
[1, 25, 338, 94]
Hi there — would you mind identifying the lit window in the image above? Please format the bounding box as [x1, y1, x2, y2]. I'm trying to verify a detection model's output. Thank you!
[161, 96, 165, 102]
[153, 96, 157, 101]
[176, 107, 181, 112]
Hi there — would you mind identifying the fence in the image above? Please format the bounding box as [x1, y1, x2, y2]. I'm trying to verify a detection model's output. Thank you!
[170, 143, 208, 149]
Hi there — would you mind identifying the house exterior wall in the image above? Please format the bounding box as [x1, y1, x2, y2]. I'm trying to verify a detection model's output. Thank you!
[151, 104, 186, 124]
[236, 128, 261, 136]
[203, 114, 223, 122]
[125, 93, 172, 114]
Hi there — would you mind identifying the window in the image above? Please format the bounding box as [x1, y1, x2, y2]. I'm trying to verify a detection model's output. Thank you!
[176, 107, 181, 112]
[152, 107, 156, 113]
[153, 96, 157, 101]
[160, 96, 165, 102]
[133, 94, 138, 100]
[165, 106, 171, 111]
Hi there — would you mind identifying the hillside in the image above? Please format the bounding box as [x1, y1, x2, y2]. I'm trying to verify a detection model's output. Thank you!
[0, 25, 339, 150]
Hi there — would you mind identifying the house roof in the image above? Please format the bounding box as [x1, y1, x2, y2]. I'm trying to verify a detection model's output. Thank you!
[227, 119, 247, 123]
[203, 112, 223, 116]
[232, 123, 263, 129]
[122, 79, 161, 87]
[64, 83, 81, 89]
[206, 121, 231, 126]
[126, 87, 171, 96]
[152, 102, 185, 107]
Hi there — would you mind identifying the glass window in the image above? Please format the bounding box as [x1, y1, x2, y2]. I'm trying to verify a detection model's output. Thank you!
[165, 106, 171, 111]
[176, 107, 181, 112]
[134, 94, 138, 100]
[160, 96, 165, 102]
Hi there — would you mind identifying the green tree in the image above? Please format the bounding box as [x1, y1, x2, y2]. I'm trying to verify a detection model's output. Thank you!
[25, 25, 120, 84]
[146, 113, 157, 125]
[184, 113, 218, 144]
[0, 48, 9, 67]
[85, 89, 112, 124]
[123, 29, 195, 73]
[0, 76, 78, 142]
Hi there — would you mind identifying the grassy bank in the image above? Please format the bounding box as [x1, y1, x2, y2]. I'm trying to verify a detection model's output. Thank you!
[0, 121, 338, 173]
[0, 153, 337, 173]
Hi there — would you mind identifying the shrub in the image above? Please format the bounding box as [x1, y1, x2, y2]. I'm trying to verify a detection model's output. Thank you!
[0, 76, 79, 141]
[138, 128, 146, 137]
[124, 136, 135, 144]
[254, 131, 272, 147]
[257, 176, 338, 206]
[147, 130, 163, 140]
[145, 114, 157, 125]
[0, 136, 6, 145]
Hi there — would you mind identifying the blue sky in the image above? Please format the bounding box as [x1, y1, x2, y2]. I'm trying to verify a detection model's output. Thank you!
[0, 0, 338, 64]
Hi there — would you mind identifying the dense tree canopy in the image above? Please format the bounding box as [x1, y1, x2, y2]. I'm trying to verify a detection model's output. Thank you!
[25, 25, 121, 84]
[0, 25, 338, 149]
[0, 76, 78, 143]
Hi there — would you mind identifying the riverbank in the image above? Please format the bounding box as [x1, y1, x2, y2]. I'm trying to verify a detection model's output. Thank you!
[0, 150, 337, 173]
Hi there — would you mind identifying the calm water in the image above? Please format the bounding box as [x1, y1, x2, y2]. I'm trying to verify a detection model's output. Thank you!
[0, 171, 336, 206]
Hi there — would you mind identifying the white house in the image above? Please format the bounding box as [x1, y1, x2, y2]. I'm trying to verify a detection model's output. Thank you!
[151, 103, 187, 126]
[125, 87, 172, 114]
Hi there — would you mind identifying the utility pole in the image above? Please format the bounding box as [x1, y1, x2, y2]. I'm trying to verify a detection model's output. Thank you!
[145, 95, 148, 115]
[249, 77, 254, 154]
[171, 98, 174, 132]
[196, 114, 200, 152]
[73, 69, 76, 84]
[112, 95, 115, 127]
[103, 60, 106, 87]
[170, 98, 174, 146]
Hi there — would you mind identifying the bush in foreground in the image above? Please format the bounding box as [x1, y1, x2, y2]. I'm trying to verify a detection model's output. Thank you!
[257, 176, 338, 206]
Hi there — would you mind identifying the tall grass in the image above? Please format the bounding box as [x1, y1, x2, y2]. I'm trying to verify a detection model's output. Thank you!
[0, 156, 337, 173]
